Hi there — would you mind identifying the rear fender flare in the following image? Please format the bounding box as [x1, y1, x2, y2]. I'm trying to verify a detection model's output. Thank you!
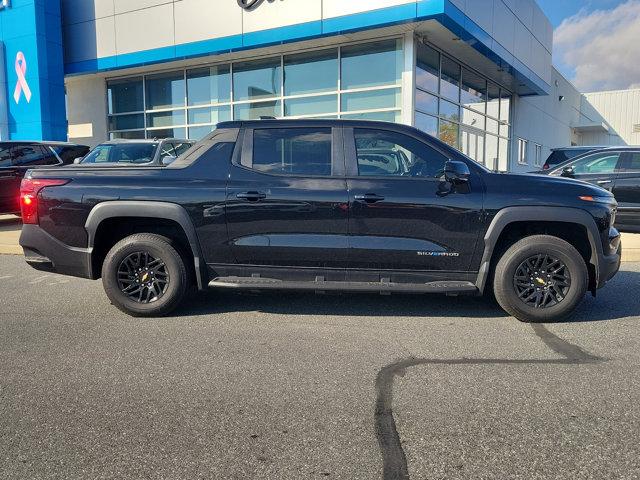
[476, 206, 603, 293]
[85, 201, 207, 289]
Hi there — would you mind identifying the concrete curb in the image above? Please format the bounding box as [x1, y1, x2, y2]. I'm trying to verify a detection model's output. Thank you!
[0, 246, 23, 255]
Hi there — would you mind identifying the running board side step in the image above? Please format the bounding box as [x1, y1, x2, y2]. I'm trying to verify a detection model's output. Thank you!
[208, 277, 478, 295]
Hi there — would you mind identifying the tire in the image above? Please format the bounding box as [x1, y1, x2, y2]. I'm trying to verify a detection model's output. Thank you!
[102, 233, 189, 317]
[493, 235, 588, 323]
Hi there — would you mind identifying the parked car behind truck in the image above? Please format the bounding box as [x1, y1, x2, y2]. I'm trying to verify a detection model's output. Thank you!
[19, 120, 621, 323]
[0, 141, 89, 215]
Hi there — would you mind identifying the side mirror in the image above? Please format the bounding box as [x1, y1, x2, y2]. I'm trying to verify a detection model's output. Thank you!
[162, 155, 177, 166]
[561, 166, 575, 178]
[73, 157, 83, 165]
[444, 160, 471, 184]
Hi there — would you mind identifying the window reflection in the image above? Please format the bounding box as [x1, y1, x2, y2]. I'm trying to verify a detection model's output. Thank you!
[187, 65, 231, 106]
[233, 57, 282, 102]
[145, 72, 185, 110]
[342, 40, 402, 90]
[284, 49, 338, 96]
[108, 78, 143, 114]
[416, 44, 439, 93]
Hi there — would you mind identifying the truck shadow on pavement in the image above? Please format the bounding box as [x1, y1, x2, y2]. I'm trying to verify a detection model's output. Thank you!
[178, 269, 640, 323]
[374, 324, 606, 480]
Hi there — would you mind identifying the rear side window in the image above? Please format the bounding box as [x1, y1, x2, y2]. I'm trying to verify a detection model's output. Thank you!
[623, 152, 640, 172]
[252, 128, 332, 176]
[12, 145, 59, 166]
[570, 152, 620, 174]
[52, 145, 89, 163]
[0, 147, 11, 167]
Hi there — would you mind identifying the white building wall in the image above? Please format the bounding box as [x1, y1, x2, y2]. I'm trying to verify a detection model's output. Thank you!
[65, 75, 107, 147]
[510, 68, 624, 173]
[584, 89, 640, 146]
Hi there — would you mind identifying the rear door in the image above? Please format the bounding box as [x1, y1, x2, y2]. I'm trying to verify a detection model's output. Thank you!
[344, 126, 484, 278]
[0, 146, 18, 213]
[225, 125, 349, 277]
[612, 151, 640, 232]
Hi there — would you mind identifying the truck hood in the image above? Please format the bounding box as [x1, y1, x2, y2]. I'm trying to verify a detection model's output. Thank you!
[483, 171, 615, 206]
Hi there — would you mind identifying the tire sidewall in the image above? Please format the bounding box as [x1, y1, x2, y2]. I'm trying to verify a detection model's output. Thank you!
[495, 238, 588, 323]
[102, 235, 187, 317]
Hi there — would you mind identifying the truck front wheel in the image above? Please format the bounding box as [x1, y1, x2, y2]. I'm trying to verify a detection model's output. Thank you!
[102, 233, 189, 317]
[493, 235, 588, 323]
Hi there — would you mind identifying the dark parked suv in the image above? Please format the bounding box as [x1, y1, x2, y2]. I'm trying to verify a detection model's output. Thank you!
[544, 146, 640, 233]
[19, 120, 621, 323]
[0, 141, 89, 215]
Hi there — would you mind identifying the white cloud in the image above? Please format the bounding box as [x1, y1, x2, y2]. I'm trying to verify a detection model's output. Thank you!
[554, 0, 640, 92]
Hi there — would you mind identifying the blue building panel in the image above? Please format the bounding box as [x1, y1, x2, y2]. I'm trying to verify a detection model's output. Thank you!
[0, 0, 66, 140]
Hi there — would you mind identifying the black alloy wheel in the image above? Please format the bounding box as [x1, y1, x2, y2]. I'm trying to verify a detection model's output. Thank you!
[513, 254, 571, 309]
[117, 251, 170, 303]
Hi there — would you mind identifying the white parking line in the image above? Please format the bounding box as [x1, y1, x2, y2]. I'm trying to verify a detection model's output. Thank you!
[0, 275, 13, 280]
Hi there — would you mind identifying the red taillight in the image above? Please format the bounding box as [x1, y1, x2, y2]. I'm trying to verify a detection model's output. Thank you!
[20, 178, 70, 224]
[543, 164, 550, 170]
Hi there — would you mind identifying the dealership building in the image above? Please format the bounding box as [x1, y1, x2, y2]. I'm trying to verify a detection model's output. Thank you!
[0, 0, 630, 172]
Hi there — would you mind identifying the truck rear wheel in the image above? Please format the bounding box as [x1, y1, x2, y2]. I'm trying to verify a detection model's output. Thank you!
[102, 233, 188, 317]
[493, 235, 588, 323]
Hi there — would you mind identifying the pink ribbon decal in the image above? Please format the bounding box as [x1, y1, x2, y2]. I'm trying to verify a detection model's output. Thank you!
[13, 51, 32, 104]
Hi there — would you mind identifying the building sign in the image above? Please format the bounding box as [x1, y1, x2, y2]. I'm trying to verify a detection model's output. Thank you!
[0, 1, 10, 11]
[237, 0, 268, 11]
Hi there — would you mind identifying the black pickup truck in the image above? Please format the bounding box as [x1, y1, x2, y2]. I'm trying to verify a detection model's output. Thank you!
[19, 120, 621, 323]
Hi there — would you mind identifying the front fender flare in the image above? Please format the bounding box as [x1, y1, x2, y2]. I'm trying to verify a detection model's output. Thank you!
[85, 201, 207, 289]
[476, 206, 603, 293]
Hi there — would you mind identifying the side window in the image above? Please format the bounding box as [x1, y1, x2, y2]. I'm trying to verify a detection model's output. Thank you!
[53, 146, 87, 163]
[622, 153, 640, 172]
[173, 142, 193, 157]
[159, 143, 177, 160]
[12, 145, 59, 166]
[0, 147, 11, 167]
[354, 128, 447, 178]
[571, 153, 620, 175]
[252, 128, 332, 176]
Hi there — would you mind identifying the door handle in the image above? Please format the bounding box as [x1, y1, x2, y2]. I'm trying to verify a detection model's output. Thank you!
[597, 180, 612, 185]
[236, 191, 267, 201]
[354, 193, 385, 203]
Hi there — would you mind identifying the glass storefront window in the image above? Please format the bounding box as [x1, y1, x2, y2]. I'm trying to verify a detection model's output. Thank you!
[147, 127, 186, 139]
[187, 65, 231, 106]
[414, 43, 511, 171]
[233, 57, 281, 102]
[440, 56, 460, 102]
[188, 125, 215, 140]
[416, 44, 439, 94]
[285, 95, 337, 117]
[108, 114, 144, 131]
[439, 120, 459, 149]
[147, 110, 186, 129]
[341, 110, 401, 122]
[415, 112, 438, 137]
[341, 40, 402, 90]
[107, 39, 406, 140]
[187, 106, 231, 125]
[416, 90, 438, 115]
[439, 99, 460, 122]
[108, 78, 144, 114]
[461, 69, 486, 113]
[145, 71, 185, 110]
[284, 49, 338, 96]
[234, 100, 281, 120]
[341, 88, 400, 112]
[110, 131, 145, 140]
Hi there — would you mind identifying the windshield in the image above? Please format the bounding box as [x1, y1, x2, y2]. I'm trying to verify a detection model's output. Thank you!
[82, 143, 158, 164]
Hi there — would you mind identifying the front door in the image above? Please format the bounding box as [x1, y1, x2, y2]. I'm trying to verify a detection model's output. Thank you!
[612, 151, 640, 232]
[344, 126, 484, 277]
[225, 126, 349, 278]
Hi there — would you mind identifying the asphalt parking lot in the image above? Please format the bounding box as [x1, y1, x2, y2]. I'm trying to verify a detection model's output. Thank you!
[1, 255, 639, 480]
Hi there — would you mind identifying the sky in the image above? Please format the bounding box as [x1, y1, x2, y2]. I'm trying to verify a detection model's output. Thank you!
[536, 0, 640, 92]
